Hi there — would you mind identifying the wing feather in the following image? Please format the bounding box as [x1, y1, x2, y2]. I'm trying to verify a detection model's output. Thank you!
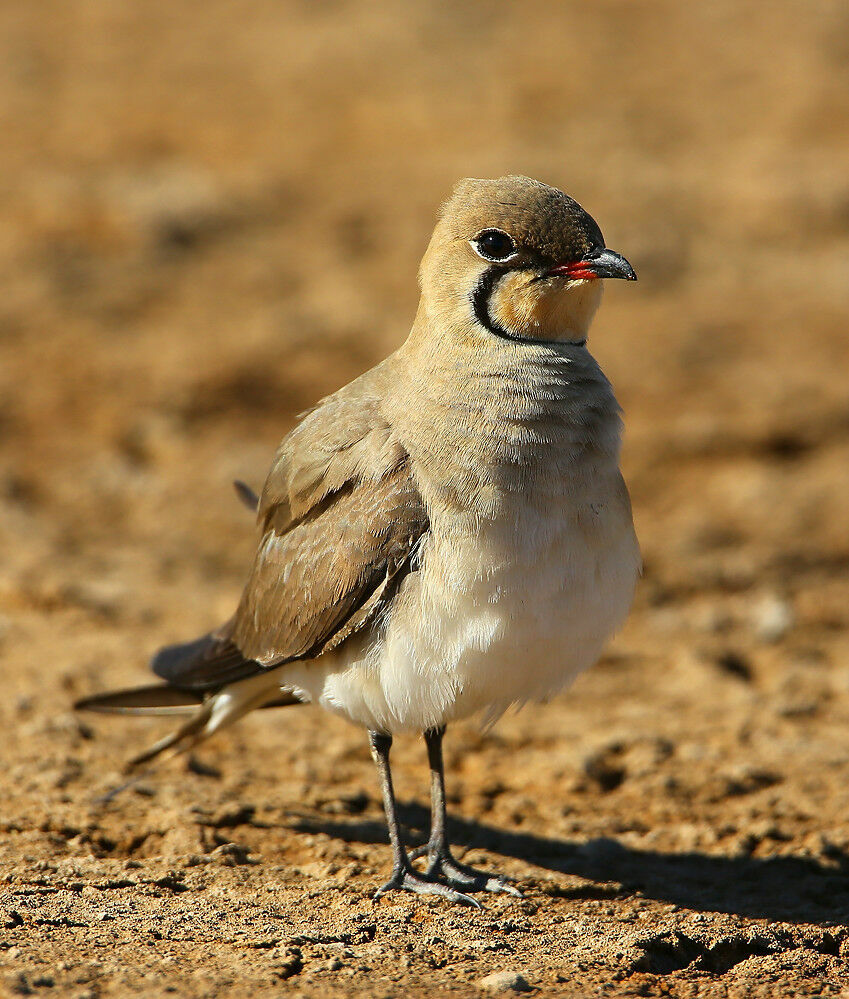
[149, 366, 428, 691]
[232, 457, 426, 664]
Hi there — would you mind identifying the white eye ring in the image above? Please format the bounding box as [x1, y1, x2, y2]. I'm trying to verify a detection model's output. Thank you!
[471, 228, 518, 263]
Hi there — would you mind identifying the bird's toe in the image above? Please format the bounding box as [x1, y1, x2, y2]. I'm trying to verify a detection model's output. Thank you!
[424, 854, 523, 898]
[374, 865, 481, 908]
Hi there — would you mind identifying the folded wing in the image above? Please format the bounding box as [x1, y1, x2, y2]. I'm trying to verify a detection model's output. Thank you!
[153, 368, 429, 693]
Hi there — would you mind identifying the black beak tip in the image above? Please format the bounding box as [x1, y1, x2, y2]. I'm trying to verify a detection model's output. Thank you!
[593, 248, 636, 282]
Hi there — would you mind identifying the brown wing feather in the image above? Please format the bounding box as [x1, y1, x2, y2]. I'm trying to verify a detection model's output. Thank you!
[151, 365, 428, 688]
[231, 457, 427, 664]
[150, 628, 257, 691]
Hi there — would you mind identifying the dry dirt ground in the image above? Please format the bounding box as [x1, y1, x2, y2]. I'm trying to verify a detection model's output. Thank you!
[2, 2, 849, 997]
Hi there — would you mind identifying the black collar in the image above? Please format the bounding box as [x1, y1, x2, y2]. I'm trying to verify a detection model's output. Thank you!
[470, 267, 587, 349]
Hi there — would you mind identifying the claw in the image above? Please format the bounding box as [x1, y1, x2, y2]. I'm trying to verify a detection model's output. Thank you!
[422, 852, 523, 898]
[374, 865, 481, 908]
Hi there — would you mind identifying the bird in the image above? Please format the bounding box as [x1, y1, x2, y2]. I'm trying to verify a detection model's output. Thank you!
[77, 175, 641, 906]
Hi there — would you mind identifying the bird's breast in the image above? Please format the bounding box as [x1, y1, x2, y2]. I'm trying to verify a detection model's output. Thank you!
[308, 347, 640, 733]
[374, 453, 640, 730]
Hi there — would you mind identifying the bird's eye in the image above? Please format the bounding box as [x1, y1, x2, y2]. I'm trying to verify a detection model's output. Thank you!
[472, 229, 517, 262]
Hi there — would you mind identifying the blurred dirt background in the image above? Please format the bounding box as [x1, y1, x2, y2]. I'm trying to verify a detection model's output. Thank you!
[2, 1, 849, 996]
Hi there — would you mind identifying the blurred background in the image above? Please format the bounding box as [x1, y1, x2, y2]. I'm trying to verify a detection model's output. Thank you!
[2, 2, 849, 995]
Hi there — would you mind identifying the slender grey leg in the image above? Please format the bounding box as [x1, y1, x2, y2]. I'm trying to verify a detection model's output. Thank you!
[411, 726, 522, 897]
[369, 731, 478, 906]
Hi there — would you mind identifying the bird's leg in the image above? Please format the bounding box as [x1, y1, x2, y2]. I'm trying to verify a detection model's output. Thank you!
[411, 726, 521, 897]
[368, 731, 478, 906]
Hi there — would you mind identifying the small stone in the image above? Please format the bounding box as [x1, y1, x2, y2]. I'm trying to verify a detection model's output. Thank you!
[714, 650, 753, 681]
[476, 970, 531, 993]
[183, 854, 211, 867]
[209, 842, 253, 866]
[753, 595, 794, 643]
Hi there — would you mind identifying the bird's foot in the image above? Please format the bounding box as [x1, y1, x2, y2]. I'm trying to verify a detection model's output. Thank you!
[374, 863, 480, 908]
[409, 845, 523, 897]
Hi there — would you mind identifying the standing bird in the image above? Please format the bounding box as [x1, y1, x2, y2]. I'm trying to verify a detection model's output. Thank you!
[77, 176, 641, 906]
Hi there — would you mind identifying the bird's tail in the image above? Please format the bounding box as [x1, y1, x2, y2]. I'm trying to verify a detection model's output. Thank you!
[76, 480, 273, 772]
[75, 685, 206, 716]
[75, 674, 301, 771]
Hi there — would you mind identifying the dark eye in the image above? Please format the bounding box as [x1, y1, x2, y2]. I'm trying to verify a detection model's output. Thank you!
[472, 228, 517, 262]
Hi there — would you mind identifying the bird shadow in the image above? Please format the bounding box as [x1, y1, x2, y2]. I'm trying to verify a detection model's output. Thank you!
[290, 801, 849, 926]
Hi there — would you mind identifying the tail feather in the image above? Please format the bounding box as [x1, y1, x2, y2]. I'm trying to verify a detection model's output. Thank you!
[76, 677, 303, 772]
[127, 706, 214, 770]
[74, 685, 203, 716]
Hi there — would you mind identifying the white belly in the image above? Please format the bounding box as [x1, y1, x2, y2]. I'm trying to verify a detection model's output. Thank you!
[278, 472, 640, 734]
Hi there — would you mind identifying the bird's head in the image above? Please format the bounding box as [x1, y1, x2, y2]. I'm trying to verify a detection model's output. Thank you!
[418, 175, 636, 346]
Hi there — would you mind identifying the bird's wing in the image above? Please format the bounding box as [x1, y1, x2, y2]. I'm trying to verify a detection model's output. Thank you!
[153, 367, 429, 691]
[232, 448, 426, 664]
[150, 625, 258, 691]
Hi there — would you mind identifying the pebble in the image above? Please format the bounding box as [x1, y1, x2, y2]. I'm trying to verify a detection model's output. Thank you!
[476, 970, 531, 993]
[753, 595, 794, 643]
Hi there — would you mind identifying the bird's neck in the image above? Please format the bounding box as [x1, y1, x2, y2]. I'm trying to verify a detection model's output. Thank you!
[389, 310, 623, 520]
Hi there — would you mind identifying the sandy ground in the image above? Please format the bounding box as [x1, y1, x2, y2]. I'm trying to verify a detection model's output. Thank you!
[2, 2, 849, 996]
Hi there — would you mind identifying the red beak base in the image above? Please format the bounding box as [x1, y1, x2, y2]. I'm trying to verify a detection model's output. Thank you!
[550, 262, 600, 280]
[547, 248, 637, 282]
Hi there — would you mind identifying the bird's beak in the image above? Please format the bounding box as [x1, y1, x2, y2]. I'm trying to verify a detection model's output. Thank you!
[548, 248, 637, 282]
